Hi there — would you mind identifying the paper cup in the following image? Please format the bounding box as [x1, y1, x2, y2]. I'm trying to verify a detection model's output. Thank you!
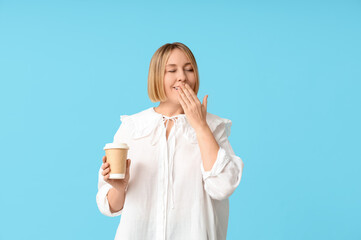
[104, 143, 129, 179]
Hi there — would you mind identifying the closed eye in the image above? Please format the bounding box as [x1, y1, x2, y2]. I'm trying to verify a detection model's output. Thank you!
[168, 69, 193, 72]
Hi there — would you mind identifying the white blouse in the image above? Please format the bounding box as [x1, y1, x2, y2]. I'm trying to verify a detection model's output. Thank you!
[96, 107, 244, 240]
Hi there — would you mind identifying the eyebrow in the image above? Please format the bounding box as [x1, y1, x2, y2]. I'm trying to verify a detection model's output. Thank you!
[166, 62, 192, 67]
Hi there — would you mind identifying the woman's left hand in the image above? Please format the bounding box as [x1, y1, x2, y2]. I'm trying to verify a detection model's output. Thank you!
[177, 83, 209, 132]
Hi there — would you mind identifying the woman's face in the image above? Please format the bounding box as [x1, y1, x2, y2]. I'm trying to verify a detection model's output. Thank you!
[163, 48, 197, 104]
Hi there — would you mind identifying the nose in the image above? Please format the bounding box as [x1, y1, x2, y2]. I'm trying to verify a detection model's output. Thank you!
[176, 70, 187, 84]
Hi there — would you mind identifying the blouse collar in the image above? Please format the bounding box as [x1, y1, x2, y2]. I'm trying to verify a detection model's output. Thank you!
[123, 107, 194, 145]
[150, 107, 186, 120]
[123, 107, 229, 145]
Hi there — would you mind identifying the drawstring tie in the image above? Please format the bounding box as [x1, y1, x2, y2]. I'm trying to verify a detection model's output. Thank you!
[162, 115, 178, 209]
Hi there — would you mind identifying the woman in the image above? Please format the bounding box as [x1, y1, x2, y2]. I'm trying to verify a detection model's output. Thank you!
[96, 42, 244, 240]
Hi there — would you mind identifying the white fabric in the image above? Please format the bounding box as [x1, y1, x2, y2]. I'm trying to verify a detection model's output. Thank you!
[96, 107, 244, 240]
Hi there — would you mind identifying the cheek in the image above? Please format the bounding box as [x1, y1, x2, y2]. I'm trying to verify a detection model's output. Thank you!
[165, 87, 173, 96]
[163, 82, 176, 96]
[188, 74, 196, 84]
[163, 78, 172, 89]
[191, 80, 197, 91]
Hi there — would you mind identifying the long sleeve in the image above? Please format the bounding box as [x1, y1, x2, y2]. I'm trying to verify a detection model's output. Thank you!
[96, 115, 132, 217]
[200, 119, 244, 200]
[96, 166, 123, 217]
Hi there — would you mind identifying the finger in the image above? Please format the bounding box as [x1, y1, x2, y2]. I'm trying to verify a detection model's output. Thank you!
[203, 95, 208, 111]
[104, 174, 109, 181]
[178, 85, 191, 106]
[184, 83, 200, 104]
[179, 85, 194, 106]
[101, 162, 109, 170]
[179, 87, 195, 112]
[104, 170, 110, 179]
[177, 92, 188, 111]
[102, 156, 106, 163]
[102, 168, 110, 176]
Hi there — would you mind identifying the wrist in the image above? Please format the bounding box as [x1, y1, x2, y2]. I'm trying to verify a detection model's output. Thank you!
[194, 122, 210, 135]
[114, 184, 127, 193]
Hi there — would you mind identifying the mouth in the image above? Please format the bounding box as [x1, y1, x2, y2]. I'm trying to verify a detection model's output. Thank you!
[173, 84, 185, 90]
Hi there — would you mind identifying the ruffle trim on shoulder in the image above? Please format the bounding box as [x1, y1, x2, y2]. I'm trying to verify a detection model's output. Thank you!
[207, 113, 232, 142]
[120, 115, 129, 123]
[210, 117, 232, 139]
[184, 113, 232, 144]
[120, 113, 162, 142]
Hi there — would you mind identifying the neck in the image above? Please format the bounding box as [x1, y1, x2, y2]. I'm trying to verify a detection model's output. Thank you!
[154, 102, 185, 118]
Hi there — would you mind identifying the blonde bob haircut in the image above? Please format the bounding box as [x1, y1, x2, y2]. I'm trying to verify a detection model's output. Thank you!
[148, 42, 200, 102]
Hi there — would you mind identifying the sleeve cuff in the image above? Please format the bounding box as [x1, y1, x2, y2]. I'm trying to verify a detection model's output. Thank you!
[200, 147, 231, 181]
[96, 184, 123, 217]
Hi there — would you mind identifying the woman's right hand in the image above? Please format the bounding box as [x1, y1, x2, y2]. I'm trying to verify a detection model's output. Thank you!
[101, 156, 131, 191]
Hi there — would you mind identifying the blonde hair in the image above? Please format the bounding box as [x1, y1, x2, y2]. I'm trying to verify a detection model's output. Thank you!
[148, 42, 200, 102]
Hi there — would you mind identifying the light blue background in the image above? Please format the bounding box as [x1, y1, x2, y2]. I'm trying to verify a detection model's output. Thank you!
[0, 0, 360, 239]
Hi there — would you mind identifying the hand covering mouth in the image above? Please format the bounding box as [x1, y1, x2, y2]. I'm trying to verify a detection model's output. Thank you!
[173, 84, 185, 90]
